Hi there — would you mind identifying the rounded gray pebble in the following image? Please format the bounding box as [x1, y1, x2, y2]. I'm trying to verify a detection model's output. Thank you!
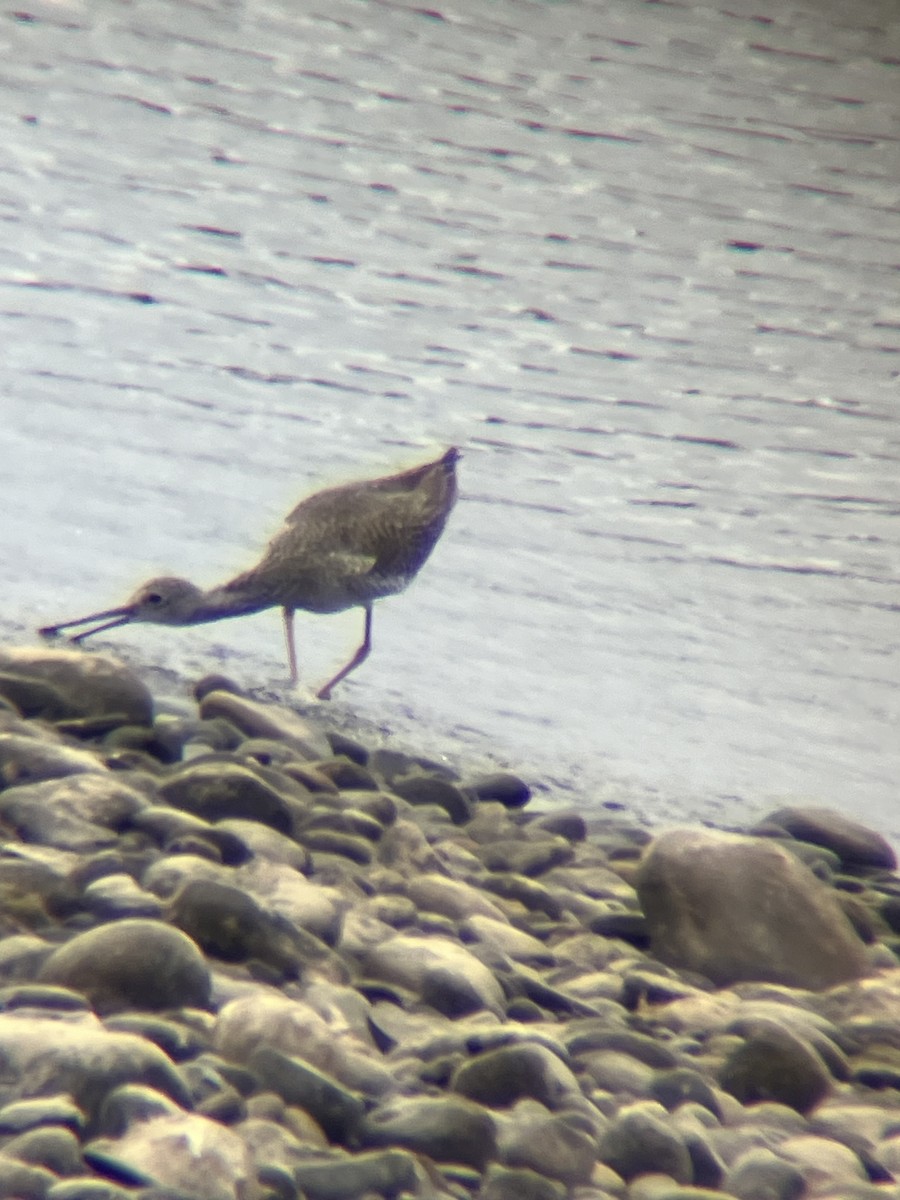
[102, 1015, 206, 1062]
[452, 1043, 581, 1110]
[0, 1155, 57, 1198]
[0, 774, 146, 852]
[158, 762, 293, 833]
[167, 879, 326, 981]
[470, 773, 532, 808]
[249, 1046, 365, 1143]
[291, 1149, 418, 1200]
[498, 1106, 599, 1185]
[0, 1096, 85, 1136]
[0, 984, 90, 1014]
[477, 837, 574, 877]
[38, 919, 211, 1013]
[2, 1124, 84, 1175]
[360, 1094, 497, 1170]
[82, 874, 165, 920]
[479, 1163, 566, 1200]
[0, 734, 107, 788]
[650, 1067, 723, 1117]
[298, 828, 374, 863]
[762, 805, 897, 871]
[530, 810, 586, 840]
[390, 774, 472, 824]
[312, 757, 379, 791]
[725, 1147, 806, 1200]
[596, 1104, 693, 1184]
[95, 1085, 183, 1137]
[47, 1181, 138, 1200]
[719, 1024, 833, 1114]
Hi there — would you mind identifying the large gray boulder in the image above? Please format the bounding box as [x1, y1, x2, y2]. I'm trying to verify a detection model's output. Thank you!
[0, 647, 153, 724]
[635, 828, 870, 989]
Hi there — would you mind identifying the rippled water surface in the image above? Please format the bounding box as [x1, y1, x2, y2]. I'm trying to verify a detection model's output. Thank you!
[3, 0, 899, 835]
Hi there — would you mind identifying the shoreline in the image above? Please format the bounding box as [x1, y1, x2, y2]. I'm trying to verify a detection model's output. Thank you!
[0, 644, 898, 1200]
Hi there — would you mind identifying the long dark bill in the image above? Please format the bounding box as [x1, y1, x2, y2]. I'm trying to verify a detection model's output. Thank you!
[39, 607, 135, 643]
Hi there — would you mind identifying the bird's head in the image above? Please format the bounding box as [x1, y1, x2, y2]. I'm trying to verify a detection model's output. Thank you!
[120, 577, 206, 625]
[39, 576, 206, 643]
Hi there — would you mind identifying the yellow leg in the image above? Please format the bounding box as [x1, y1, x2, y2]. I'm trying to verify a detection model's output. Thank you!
[317, 604, 373, 701]
[282, 606, 298, 684]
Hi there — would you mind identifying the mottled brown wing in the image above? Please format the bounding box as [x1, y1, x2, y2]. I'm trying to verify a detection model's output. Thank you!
[282, 448, 458, 526]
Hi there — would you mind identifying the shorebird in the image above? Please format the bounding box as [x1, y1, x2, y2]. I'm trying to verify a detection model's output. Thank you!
[39, 447, 460, 699]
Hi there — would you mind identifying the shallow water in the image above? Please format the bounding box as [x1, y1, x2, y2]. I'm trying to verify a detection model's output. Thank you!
[2, 0, 900, 836]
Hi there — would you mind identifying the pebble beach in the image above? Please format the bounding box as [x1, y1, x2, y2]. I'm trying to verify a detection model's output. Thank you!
[0, 645, 899, 1200]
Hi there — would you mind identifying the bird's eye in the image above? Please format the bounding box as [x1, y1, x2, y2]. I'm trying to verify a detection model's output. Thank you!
[145, 593, 163, 605]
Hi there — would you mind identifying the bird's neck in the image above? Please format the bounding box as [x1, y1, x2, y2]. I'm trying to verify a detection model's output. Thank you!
[181, 578, 275, 624]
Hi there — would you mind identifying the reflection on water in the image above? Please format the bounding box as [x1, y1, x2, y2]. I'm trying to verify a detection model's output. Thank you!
[2, 0, 899, 837]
